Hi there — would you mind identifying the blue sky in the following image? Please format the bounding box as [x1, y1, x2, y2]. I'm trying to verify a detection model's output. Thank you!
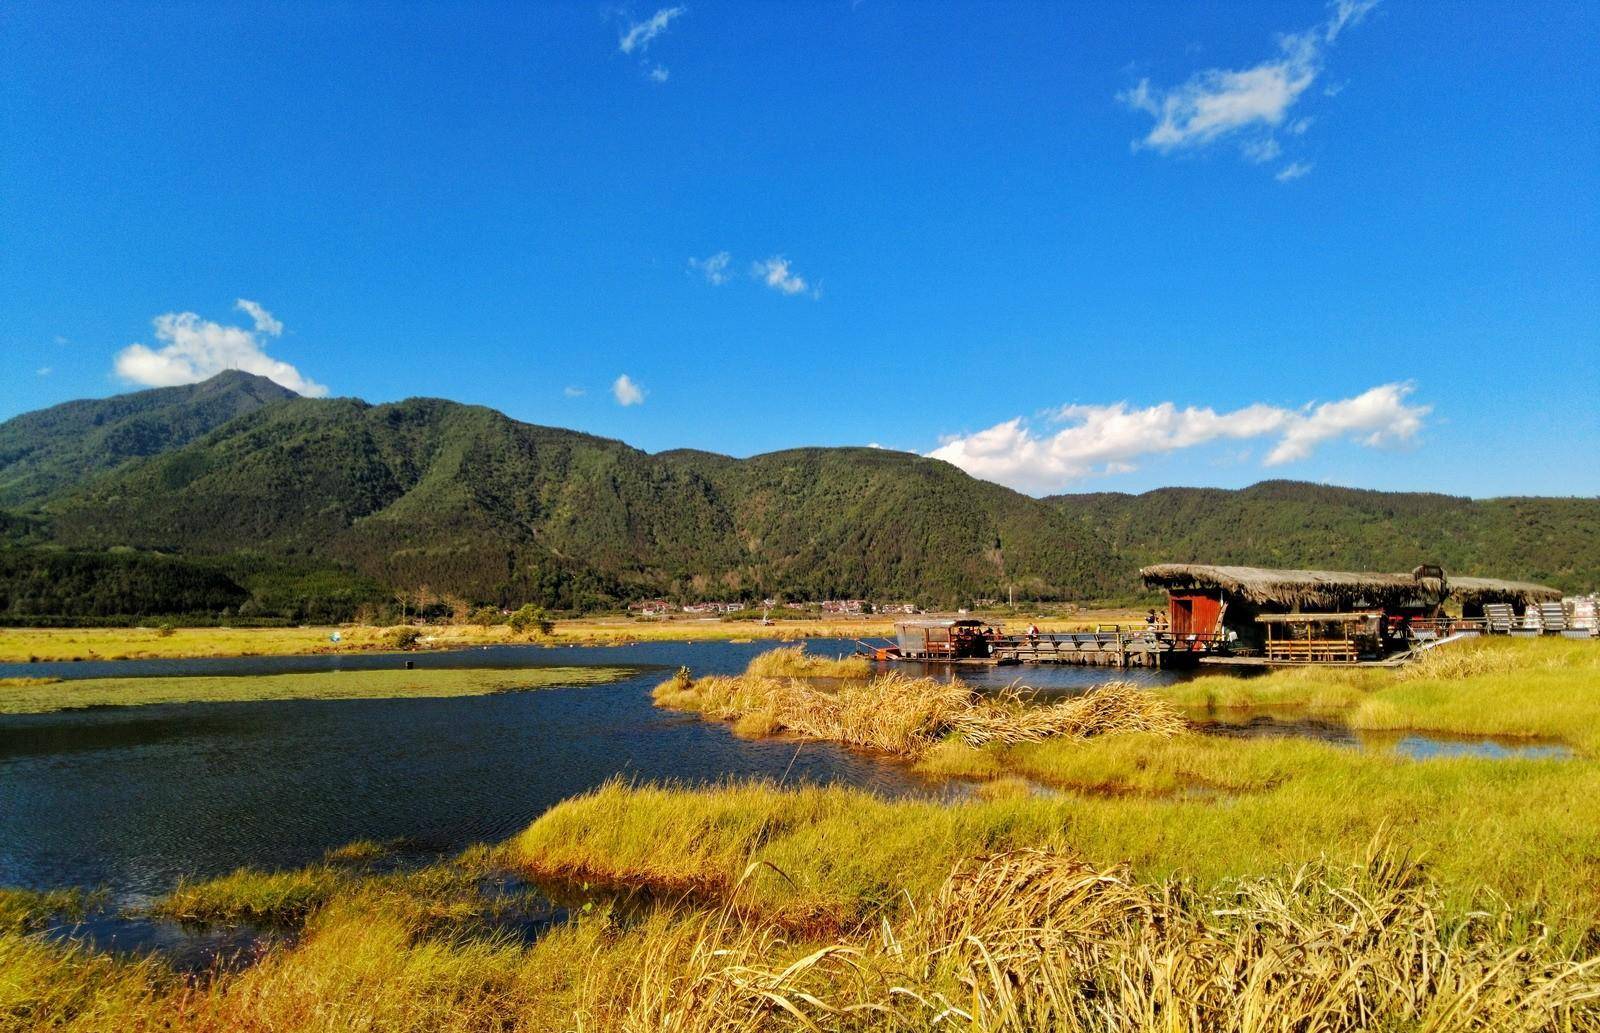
[3, 1, 1595, 498]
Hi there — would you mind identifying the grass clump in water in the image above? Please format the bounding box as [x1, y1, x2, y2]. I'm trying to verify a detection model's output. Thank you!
[0, 664, 632, 714]
[0, 888, 96, 934]
[744, 645, 871, 679]
[655, 652, 1184, 758]
[155, 865, 349, 926]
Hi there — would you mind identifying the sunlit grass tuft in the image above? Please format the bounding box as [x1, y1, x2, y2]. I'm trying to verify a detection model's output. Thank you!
[655, 653, 1184, 758]
[745, 645, 871, 679]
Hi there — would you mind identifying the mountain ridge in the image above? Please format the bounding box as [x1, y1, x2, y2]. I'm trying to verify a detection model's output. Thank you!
[1, 374, 1594, 620]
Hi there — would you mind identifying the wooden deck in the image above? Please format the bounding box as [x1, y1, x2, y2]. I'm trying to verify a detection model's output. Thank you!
[890, 631, 1224, 669]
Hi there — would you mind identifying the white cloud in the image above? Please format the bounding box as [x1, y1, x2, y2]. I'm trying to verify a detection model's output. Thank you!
[753, 256, 808, 296]
[612, 374, 645, 406]
[1263, 383, 1427, 464]
[648, 65, 670, 83]
[1119, 0, 1375, 171]
[1242, 137, 1282, 164]
[36, 367, 52, 377]
[235, 298, 283, 336]
[927, 383, 1428, 494]
[113, 304, 327, 397]
[689, 251, 732, 285]
[563, 386, 586, 397]
[1276, 160, 1314, 182]
[620, 6, 685, 54]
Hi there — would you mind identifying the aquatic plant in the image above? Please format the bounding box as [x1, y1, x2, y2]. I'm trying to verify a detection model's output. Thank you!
[744, 645, 871, 679]
[0, 664, 631, 714]
[654, 660, 1183, 758]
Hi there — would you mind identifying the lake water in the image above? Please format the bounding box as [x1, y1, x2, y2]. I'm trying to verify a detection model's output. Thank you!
[0, 639, 1180, 899]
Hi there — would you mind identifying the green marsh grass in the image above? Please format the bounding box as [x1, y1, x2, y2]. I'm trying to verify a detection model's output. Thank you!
[1165, 637, 1600, 753]
[5, 635, 1598, 1030]
[0, 665, 631, 714]
[9, 838, 1594, 1032]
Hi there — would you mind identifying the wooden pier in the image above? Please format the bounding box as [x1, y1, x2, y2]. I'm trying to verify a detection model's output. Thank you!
[877, 619, 1221, 669]
[991, 631, 1218, 668]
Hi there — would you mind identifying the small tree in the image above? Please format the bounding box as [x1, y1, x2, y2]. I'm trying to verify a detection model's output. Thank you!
[507, 604, 554, 636]
[468, 606, 503, 628]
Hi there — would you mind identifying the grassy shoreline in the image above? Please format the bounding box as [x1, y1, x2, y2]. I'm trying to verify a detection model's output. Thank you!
[6, 636, 1599, 1029]
[0, 665, 632, 714]
[0, 611, 1140, 663]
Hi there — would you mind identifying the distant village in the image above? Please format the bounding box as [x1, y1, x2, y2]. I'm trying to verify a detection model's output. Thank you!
[627, 598, 924, 618]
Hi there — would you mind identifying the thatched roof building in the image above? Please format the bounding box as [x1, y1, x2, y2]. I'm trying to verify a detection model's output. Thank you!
[1444, 576, 1563, 606]
[1139, 564, 1437, 610]
[1139, 564, 1558, 611]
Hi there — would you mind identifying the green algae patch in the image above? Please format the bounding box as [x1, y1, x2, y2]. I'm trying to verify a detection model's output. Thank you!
[0, 665, 633, 714]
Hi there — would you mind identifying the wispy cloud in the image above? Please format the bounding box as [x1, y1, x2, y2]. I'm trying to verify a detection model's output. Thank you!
[927, 382, 1428, 494]
[1276, 160, 1314, 182]
[689, 251, 732, 285]
[648, 65, 670, 83]
[113, 301, 327, 397]
[36, 367, 52, 377]
[235, 298, 284, 335]
[753, 256, 810, 296]
[619, 6, 685, 54]
[1119, 0, 1376, 180]
[612, 374, 645, 406]
[563, 386, 586, 397]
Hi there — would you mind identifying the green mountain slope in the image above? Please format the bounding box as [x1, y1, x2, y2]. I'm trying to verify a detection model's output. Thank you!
[2, 375, 1593, 621]
[23, 380, 1119, 610]
[1048, 481, 1600, 593]
[0, 371, 297, 507]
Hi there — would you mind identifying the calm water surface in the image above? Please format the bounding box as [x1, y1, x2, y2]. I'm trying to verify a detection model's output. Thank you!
[1, 639, 1182, 899]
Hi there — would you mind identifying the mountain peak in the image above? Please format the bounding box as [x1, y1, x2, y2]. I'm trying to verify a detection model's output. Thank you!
[196, 369, 300, 398]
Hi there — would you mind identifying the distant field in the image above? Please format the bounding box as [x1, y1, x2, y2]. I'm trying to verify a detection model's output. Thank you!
[0, 611, 1140, 662]
[0, 665, 631, 714]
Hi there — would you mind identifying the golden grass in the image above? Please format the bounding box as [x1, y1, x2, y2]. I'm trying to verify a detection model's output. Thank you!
[10, 838, 1594, 1033]
[0, 665, 631, 714]
[743, 645, 871, 679]
[155, 865, 349, 926]
[0, 888, 93, 935]
[611, 842, 1600, 1032]
[655, 663, 1184, 758]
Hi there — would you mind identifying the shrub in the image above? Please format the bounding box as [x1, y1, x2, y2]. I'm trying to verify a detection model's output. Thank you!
[385, 626, 423, 650]
[507, 604, 554, 636]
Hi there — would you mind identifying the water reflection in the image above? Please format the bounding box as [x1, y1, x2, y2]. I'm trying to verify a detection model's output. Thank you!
[0, 642, 1031, 900]
[1194, 715, 1573, 760]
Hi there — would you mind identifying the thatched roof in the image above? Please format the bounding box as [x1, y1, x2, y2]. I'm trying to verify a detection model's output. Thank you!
[1139, 563, 1559, 609]
[1444, 576, 1562, 605]
[1139, 564, 1434, 608]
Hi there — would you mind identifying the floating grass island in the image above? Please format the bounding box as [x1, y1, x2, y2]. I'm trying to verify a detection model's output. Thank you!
[0, 665, 633, 714]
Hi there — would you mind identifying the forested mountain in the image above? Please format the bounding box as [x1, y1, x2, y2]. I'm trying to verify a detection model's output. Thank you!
[1048, 482, 1600, 593]
[0, 370, 296, 507]
[1, 375, 1119, 617]
[0, 374, 1594, 622]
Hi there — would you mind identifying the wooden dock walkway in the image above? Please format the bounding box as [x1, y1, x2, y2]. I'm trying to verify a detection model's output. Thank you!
[989, 631, 1216, 669]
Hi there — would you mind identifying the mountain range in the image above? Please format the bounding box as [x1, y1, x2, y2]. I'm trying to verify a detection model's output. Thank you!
[1, 372, 1594, 621]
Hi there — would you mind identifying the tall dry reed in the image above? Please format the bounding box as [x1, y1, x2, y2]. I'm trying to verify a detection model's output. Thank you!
[598, 842, 1600, 1032]
[654, 661, 1183, 757]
